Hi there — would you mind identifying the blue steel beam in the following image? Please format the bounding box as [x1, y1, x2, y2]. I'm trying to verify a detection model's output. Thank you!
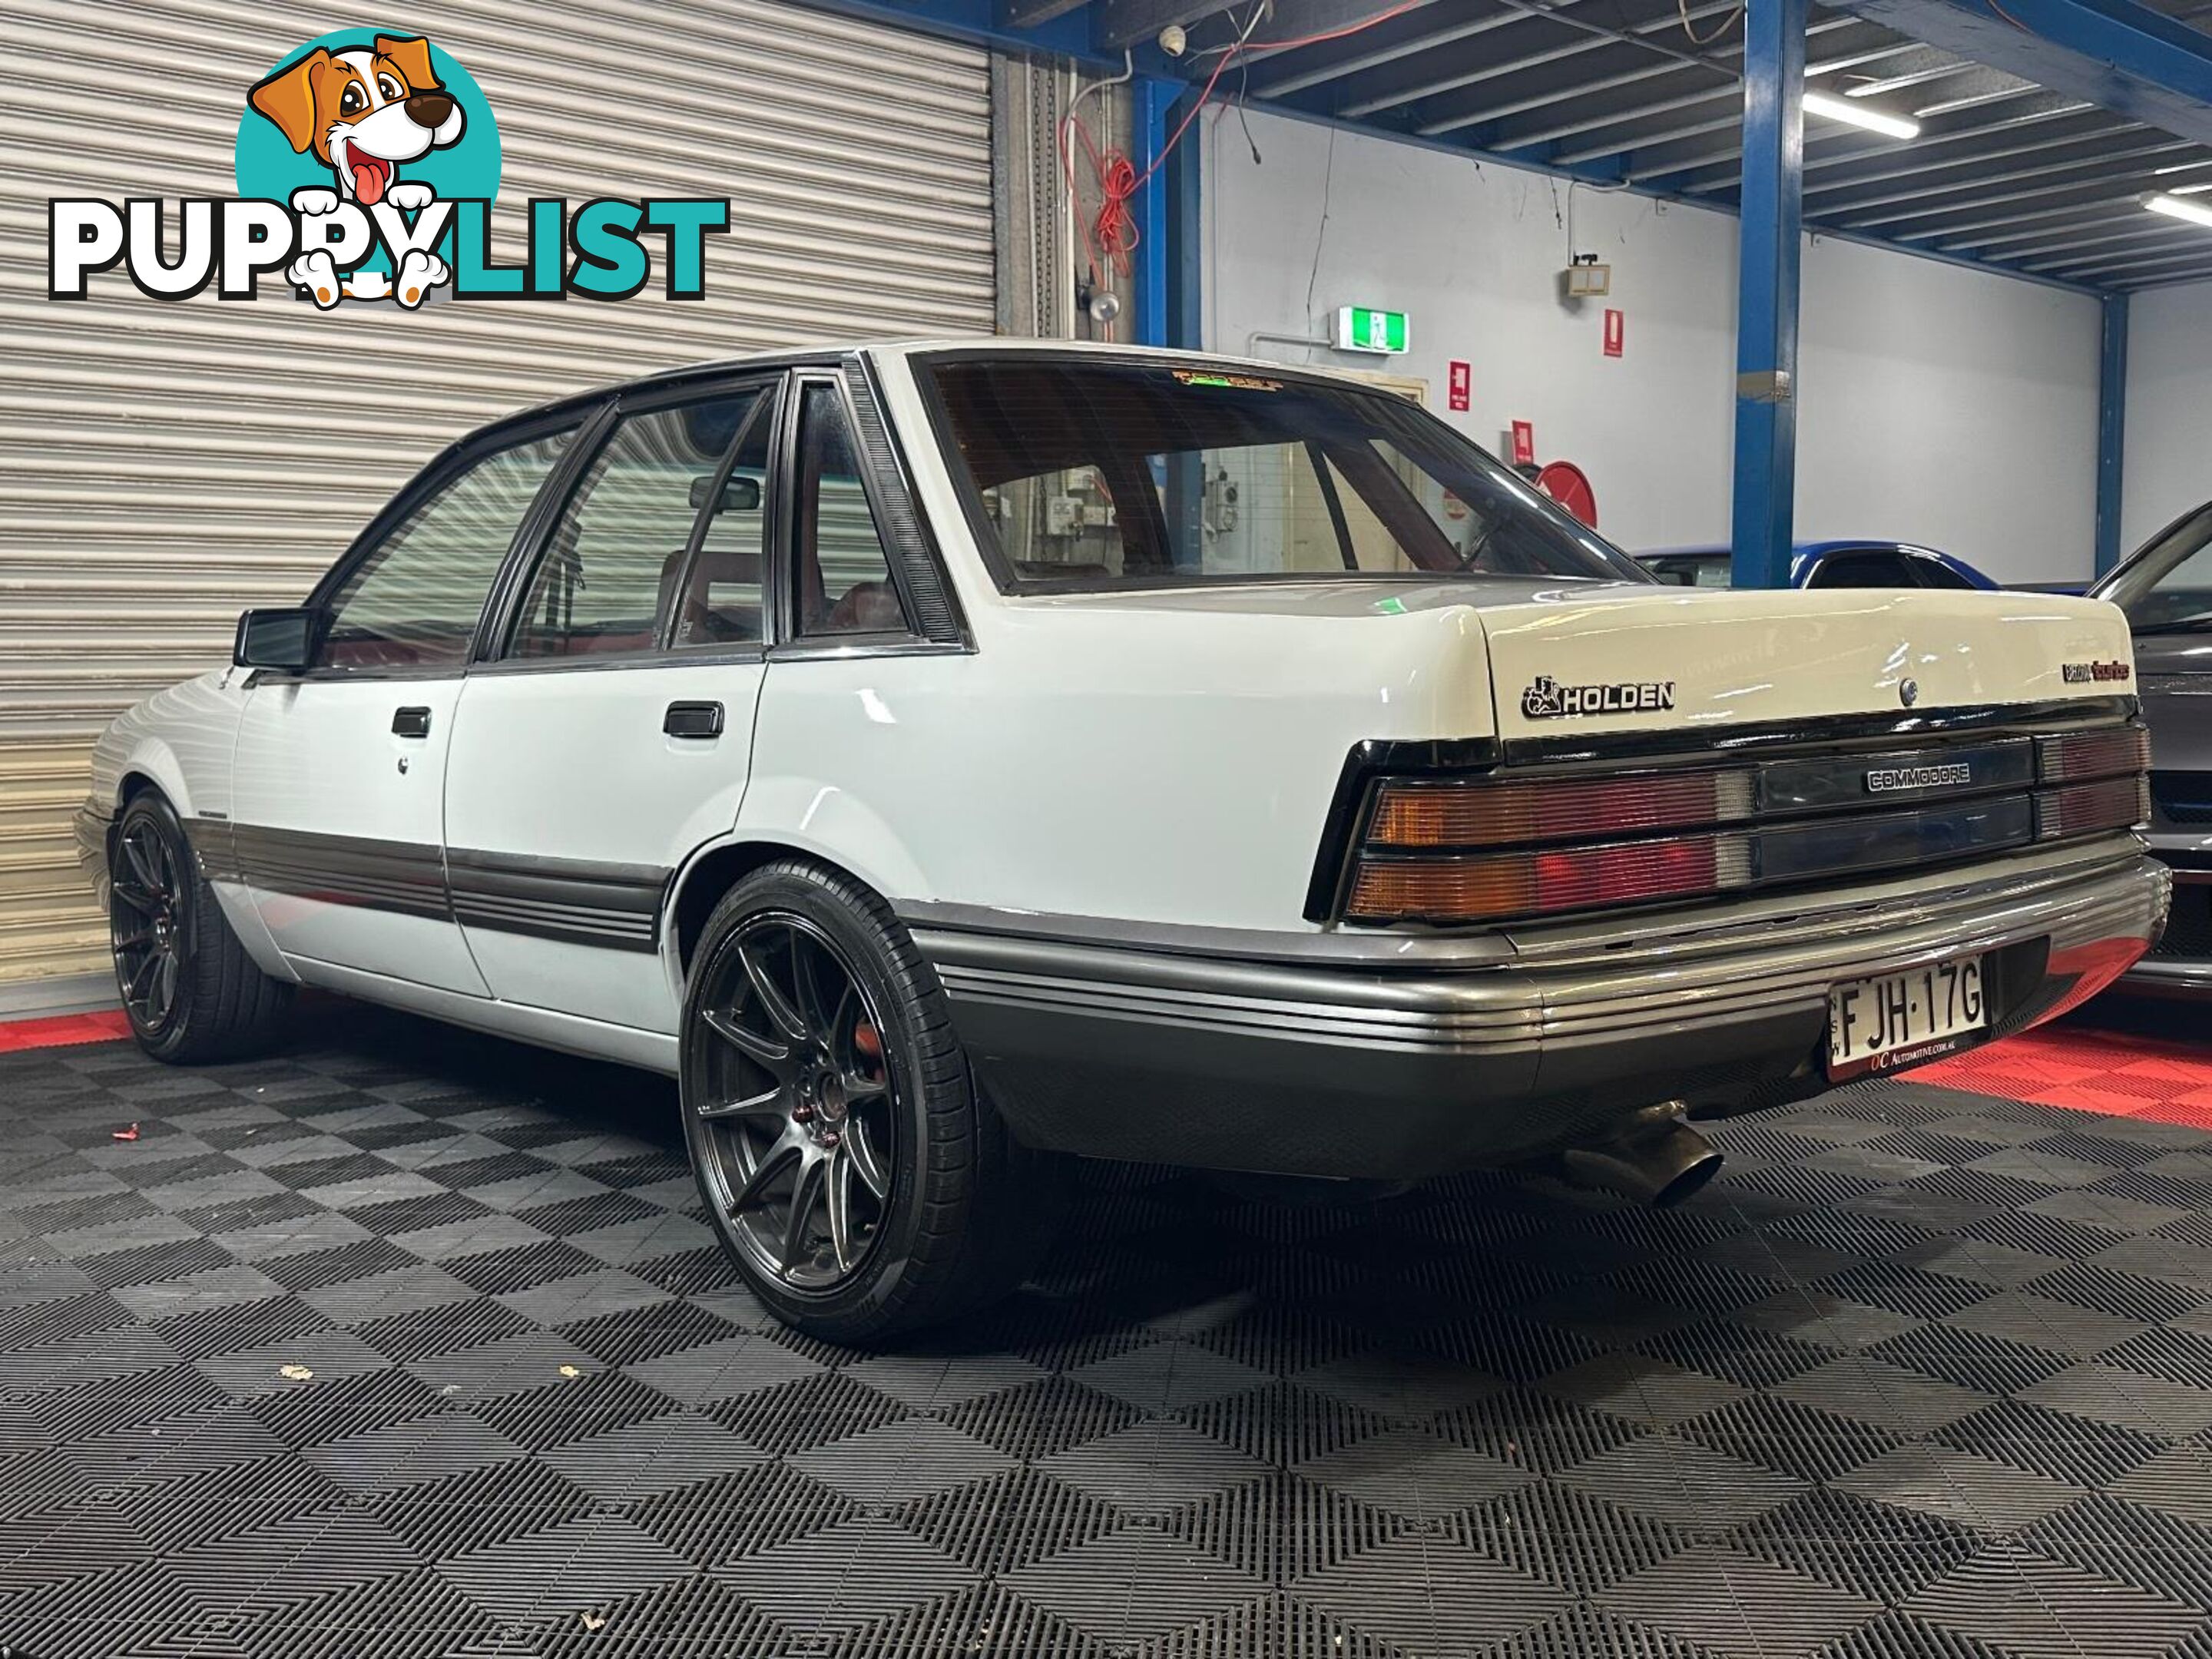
[1730, 0, 1810, 591]
[2095, 290, 2129, 575]
[1133, 77, 1175, 348]
[1832, 0, 2212, 148]
[1166, 90, 1205, 349]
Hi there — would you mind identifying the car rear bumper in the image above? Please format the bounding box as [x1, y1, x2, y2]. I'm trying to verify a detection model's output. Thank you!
[909, 836, 2169, 1180]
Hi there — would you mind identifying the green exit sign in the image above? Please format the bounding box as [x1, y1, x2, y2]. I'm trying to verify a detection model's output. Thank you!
[1333, 305, 1409, 354]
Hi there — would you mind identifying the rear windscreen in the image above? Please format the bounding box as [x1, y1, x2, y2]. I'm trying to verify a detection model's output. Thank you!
[924, 356, 1647, 590]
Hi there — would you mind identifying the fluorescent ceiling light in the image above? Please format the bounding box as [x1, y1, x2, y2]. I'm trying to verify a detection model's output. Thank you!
[1802, 90, 1920, 141]
[2144, 191, 2212, 229]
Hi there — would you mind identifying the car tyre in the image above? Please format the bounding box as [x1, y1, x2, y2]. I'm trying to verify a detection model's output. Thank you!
[109, 790, 295, 1064]
[680, 859, 1061, 1343]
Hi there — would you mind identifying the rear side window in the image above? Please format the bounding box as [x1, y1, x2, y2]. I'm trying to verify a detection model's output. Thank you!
[321, 429, 575, 670]
[1807, 550, 1918, 589]
[793, 382, 906, 636]
[508, 391, 769, 658]
[1911, 556, 1975, 591]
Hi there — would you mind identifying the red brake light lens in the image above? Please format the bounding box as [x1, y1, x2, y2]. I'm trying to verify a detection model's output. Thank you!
[1346, 834, 1743, 922]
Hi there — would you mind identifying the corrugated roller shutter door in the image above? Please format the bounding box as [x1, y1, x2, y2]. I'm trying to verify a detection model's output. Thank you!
[2, 0, 995, 985]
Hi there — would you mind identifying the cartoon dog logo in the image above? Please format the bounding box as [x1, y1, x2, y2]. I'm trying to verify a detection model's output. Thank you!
[247, 35, 460, 307]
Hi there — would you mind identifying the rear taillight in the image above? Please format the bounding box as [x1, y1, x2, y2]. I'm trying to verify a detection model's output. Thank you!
[1345, 768, 1753, 923]
[1330, 720, 2151, 928]
[1347, 833, 1749, 922]
[2037, 726, 2151, 782]
[1366, 770, 1751, 848]
[2035, 775, 2151, 840]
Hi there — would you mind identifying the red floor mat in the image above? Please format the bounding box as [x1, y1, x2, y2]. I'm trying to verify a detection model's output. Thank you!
[1915, 1020, 2212, 1128]
[0, 1010, 131, 1053]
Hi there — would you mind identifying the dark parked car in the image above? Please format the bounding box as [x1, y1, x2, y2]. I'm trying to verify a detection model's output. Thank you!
[2092, 501, 2212, 998]
[1637, 539, 1998, 591]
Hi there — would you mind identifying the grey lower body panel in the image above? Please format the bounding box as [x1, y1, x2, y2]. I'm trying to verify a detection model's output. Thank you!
[913, 840, 2171, 1180]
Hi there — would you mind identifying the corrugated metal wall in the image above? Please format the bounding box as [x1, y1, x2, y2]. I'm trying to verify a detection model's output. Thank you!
[2, 0, 996, 986]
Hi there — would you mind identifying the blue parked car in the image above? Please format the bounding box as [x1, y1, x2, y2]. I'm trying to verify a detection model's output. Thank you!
[1637, 540, 1998, 591]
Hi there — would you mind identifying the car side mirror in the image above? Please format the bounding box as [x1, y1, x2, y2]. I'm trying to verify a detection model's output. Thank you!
[689, 474, 762, 513]
[233, 607, 323, 672]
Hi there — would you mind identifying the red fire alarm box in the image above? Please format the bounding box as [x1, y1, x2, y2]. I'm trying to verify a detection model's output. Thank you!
[1510, 420, 1535, 466]
[1447, 361, 1471, 412]
[1603, 310, 1624, 358]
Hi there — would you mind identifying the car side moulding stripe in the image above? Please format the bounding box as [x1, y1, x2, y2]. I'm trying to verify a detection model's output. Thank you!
[193, 820, 669, 954]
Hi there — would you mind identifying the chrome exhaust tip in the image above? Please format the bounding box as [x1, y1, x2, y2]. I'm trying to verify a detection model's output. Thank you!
[1558, 1114, 1724, 1209]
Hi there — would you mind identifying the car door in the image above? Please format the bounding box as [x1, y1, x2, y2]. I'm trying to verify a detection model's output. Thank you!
[230, 415, 587, 994]
[440, 375, 782, 1032]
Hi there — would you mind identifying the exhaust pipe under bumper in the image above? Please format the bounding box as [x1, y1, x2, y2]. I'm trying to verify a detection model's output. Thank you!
[1558, 1111, 1724, 1208]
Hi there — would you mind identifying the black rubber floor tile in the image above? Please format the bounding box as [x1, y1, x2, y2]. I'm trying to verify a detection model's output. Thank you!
[459, 1353, 654, 1435]
[629, 1461, 857, 1568]
[822, 1579, 1098, 1659]
[4, 1017, 2210, 1657]
[231, 1564, 503, 1659]
[1730, 1485, 1987, 1607]
[1671, 1392, 1902, 1485]
[2015, 1488, 2212, 1608]
[894, 1462, 1127, 1577]
[556, 1298, 758, 1366]
[1459, 1476, 1699, 1598]
[1596, 1541, 1881, 1658]
[1929, 1394, 2166, 1487]
[1902, 1540, 2208, 1659]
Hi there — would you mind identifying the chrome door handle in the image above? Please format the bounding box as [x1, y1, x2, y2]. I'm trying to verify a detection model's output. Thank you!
[392, 706, 432, 738]
[664, 700, 724, 739]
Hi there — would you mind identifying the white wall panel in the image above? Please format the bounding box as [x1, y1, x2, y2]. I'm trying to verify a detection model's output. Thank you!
[1205, 108, 2103, 584]
[2121, 280, 2212, 556]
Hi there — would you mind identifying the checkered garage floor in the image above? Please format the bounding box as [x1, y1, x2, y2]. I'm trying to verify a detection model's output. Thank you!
[5, 1007, 2212, 1659]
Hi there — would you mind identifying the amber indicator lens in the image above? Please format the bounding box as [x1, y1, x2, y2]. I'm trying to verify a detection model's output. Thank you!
[1347, 836, 1724, 922]
[1369, 771, 1740, 848]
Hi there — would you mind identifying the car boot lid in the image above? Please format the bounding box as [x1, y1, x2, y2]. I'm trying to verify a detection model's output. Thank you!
[1474, 587, 2137, 740]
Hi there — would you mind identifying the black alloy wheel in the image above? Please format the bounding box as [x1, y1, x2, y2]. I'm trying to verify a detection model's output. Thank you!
[679, 859, 1063, 1343]
[688, 911, 896, 1288]
[110, 810, 190, 1040]
[106, 790, 294, 1064]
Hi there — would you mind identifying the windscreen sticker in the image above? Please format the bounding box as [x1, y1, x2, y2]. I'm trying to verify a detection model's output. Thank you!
[1171, 370, 1283, 392]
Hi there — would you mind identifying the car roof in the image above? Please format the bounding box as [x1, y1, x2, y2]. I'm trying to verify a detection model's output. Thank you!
[1636, 540, 1932, 559]
[475, 337, 1399, 450]
[462, 338, 1439, 471]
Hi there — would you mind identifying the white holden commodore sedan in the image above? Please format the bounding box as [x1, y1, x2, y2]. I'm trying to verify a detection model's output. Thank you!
[78, 341, 2167, 1339]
